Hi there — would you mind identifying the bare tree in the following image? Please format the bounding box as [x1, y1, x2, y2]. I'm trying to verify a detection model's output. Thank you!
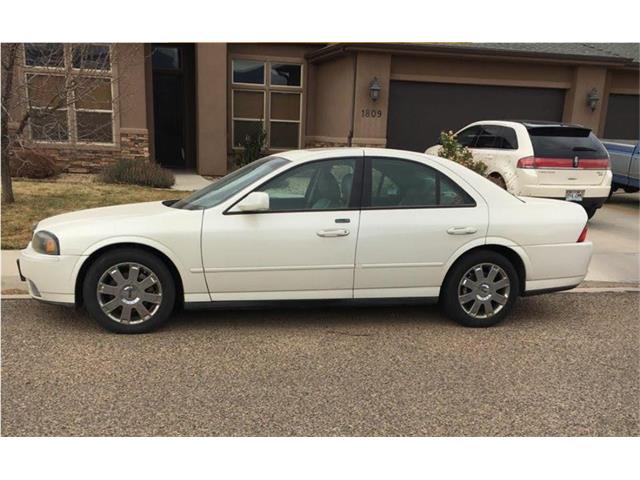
[2, 43, 131, 203]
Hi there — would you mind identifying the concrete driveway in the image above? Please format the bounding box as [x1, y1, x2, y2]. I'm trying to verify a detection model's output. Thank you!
[586, 192, 639, 283]
[1, 292, 638, 436]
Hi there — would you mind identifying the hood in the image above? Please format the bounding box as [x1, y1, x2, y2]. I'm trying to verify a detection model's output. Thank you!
[37, 201, 171, 231]
[33, 201, 205, 256]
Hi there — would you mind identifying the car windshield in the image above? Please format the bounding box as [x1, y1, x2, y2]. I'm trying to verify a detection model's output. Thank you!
[171, 156, 290, 210]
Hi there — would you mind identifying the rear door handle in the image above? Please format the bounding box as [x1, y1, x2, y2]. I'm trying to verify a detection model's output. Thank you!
[447, 226, 477, 235]
[317, 228, 350, 238]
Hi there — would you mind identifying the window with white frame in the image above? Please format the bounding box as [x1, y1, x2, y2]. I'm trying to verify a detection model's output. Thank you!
[23, 43, 114, 144]
[231, 59, 302, 150]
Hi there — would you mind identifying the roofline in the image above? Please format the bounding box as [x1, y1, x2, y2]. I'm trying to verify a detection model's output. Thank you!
[305, 43, 640, 68]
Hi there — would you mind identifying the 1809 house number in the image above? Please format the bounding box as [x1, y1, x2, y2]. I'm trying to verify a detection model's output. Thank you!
[361, 109, 383, 118]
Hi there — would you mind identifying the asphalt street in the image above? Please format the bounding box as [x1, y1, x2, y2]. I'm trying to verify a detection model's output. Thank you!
[2, 292, 638, 436]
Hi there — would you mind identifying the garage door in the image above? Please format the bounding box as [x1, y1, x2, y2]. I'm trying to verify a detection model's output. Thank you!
[603, 94, 640, 140]
[387, 81, 566, 152]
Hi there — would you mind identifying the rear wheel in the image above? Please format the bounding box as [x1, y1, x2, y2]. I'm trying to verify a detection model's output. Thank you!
[584, 206, 597, 219]
[83, 248, 176, 333]
[488, 174, 507, 190]
[441, 251, 519, 328]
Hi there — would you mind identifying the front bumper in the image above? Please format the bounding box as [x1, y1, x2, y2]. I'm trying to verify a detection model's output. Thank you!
[18, 245, 84, 305]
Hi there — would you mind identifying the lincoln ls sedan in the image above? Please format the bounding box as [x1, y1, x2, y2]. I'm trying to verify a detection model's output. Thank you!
[18, 148, 593, 333]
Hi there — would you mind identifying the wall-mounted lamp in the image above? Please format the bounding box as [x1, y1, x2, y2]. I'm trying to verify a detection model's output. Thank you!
[369, 77, 381, 102]
[586, 88, 600, 111]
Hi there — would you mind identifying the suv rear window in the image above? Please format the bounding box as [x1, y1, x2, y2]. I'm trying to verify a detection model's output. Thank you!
[527, 127, 608, 159]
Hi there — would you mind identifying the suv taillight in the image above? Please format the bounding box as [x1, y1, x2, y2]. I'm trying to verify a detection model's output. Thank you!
[517, 156, 536, 168]
[517, 157, 609, 170]
[577, 225, 588, 243]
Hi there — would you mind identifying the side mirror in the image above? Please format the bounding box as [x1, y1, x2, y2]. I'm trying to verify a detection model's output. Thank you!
[234, 191, 269, 212]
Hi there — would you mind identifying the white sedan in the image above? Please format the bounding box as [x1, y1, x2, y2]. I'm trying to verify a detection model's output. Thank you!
[18, 148, 592, 333]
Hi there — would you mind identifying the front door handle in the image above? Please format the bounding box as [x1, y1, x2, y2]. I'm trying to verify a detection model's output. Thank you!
[317, 228, 350, 238]
[447, 226, 477, 235]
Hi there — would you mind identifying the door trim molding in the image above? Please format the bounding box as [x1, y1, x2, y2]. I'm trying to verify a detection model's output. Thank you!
[194, 264, 353, 273]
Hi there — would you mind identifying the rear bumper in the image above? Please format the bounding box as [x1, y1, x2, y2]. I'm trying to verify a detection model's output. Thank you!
[546, 196, 608, 210]
[522, 241, 592, 294]
[518, 183, 611, 200]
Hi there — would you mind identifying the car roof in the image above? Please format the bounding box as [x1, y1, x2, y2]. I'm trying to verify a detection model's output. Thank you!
[277, 148, 365, 163]
[276, 147, 435, 164]
[465, 119, 587, 129]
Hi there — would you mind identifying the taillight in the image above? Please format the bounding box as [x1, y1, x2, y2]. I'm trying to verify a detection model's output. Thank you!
[517, 157, 609, 170]
[577, 225, 588, 243]
[581, 158, 609, 169]
[517, 156, 536, 168]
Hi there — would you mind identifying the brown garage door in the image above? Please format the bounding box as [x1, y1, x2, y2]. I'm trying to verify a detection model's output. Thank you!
[603, 94, 640, 140]
[387, 81, 566, 152]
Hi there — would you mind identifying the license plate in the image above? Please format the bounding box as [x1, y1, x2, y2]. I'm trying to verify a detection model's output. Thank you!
[565, 190, 584, 202]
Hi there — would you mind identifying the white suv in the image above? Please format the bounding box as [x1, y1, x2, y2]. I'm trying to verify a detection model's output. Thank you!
[425, 120, 612, 218]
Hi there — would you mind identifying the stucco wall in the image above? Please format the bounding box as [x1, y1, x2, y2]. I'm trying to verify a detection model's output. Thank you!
[305, 55, 355, 146]
[196, 43, 228, 176]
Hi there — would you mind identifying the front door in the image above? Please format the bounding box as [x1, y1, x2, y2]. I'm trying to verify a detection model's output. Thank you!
[201, 157, 363, 300]
[151, 44, 196, 168]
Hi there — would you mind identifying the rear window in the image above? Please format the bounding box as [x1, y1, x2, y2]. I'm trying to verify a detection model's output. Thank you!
[528, 127, 608, 159]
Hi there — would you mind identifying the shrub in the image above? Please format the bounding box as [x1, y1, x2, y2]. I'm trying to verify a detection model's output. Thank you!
[235, 128, 267, 168]
[98, 159, 175, 188]
[9, 150, 60, 179]
[437, 130, 488, 175]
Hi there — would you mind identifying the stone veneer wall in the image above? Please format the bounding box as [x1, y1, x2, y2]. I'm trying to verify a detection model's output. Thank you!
[10, 130, 150, 174]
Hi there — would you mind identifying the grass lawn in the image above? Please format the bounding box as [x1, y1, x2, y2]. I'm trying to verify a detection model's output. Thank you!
[1, 179, 192, 250]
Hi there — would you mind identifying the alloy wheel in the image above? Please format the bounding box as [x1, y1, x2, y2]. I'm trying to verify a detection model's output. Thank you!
[96, 262, 163, 324]
[457, 262, 511, 319]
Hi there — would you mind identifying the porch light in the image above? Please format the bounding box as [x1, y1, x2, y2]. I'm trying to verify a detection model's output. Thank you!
[369, 77, 381, 101]
[586, 88, 600, 111]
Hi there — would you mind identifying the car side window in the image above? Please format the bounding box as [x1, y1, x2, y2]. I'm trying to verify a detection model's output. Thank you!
[500, 126, 519, 149]
[256, 158, 356, 211]
[368, 158, 475, 208]
[475, 125, 519, 150]
[456, 126, 481, 147]
[475, 125, 499, 149]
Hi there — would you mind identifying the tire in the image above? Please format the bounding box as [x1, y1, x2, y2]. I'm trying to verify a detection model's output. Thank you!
[584, 206, 597, 219]
[441, 250, 520, 328]
[83, 247, 176, 333]
[488, 174, 507, 190]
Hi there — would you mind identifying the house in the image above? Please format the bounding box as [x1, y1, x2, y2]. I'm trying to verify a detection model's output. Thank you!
[7, 42, 639, 176]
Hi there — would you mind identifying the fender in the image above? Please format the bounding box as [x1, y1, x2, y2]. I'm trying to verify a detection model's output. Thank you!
[486, 167, 521, 195]
[440, 235, 532, 282]
[71, 235, 193, 290]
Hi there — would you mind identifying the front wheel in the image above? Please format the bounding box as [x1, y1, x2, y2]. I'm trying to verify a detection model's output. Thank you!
[83, 248, 176, 333]
[441, 251, 520, 328]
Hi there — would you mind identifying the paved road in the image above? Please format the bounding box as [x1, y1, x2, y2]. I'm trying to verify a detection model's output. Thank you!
[2, 294, 638, 436]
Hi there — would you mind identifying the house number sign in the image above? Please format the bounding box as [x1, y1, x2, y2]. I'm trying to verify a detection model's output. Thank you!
[361, 109, 383, 118]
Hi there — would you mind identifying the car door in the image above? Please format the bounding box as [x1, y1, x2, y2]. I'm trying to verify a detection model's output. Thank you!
[354, 155, 488, 298]
[200, 156, 363, 301]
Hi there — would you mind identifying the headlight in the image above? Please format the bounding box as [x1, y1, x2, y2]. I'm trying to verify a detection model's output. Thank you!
[32, 231, 60, 255]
